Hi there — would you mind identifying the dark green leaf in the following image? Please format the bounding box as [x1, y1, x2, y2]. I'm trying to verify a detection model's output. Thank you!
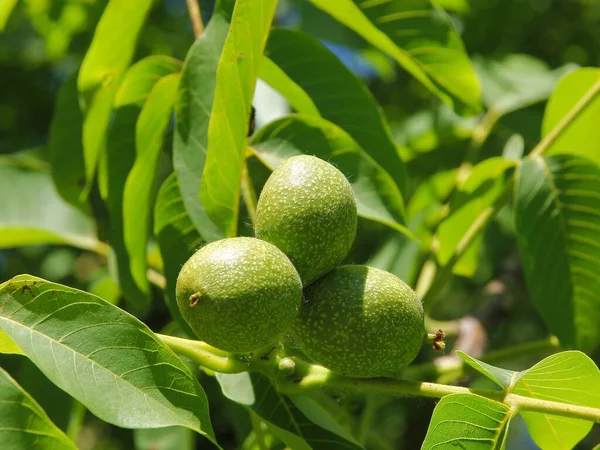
[0, 275, 217, 444]
[78, 0, 153, 193]
[514, 155, 600, 351]
[250, 114, 410, 237]
[0, 366, 77, 450]
[266, 28, 408, 196]
[154, 174, 202, 336]
[543, 68, 600, 166]
[307, 0, 481, 114]
[216, 372, 362, 449]
[422, 394, 511, 449]
[122, 73, 180, 305]
[48, 72, 88, 213]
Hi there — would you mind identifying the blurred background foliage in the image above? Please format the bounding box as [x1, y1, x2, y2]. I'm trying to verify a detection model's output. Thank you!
[1, 0, 599, 448]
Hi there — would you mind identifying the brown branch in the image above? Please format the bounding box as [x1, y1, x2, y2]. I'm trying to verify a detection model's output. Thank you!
[186, 0, 204, 39]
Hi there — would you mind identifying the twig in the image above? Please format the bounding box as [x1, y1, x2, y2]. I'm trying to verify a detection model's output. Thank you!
[186, 0, 204, 39]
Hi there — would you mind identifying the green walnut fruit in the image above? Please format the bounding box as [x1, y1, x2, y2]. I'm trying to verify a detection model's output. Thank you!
[255, 155, 357, 285]
[176, 237, 302, 352]
[293, 265, 424, 378]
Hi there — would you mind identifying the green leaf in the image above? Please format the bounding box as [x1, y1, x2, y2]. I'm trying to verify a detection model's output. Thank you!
[0, 328, 23, 355]
[266, 28, 408, 196]
[456, 351, 517, 389]
[543, 68, 600, 166]
[173, 12, 231, 243]
[514, 155, 600, 351]
[199, 0, 277, 237]
[250, 115, 410, 236]
[421, 394, 512, 450]
[513, 351, 600, 450]
[134, 427, 195, 450]
[0, 275, 217, 445]
[106, 56, 181, 311]
[216, 372, 362, 449]
[78, 0, 153, 192]
[260, 57, 320, 116]
[154, 174, 202, 337]
[435, 0, 470, 13]
[0, 0, 18, 31]
[0, 162, 100, 252]
[306, 0, 481, 114]
[0, 366, 77, 450]
[48, 72, 87, 213]
[437, 157, 515, 277]
[122, 73, 180, 306]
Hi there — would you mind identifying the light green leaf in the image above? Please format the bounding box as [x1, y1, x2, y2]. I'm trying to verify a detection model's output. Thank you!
[199, 0, 278, 237]
[216, 372, 362, 449]
[0, 0, 18, 31]
[154, 174, 202, 337]
[0, 328, 23, 355]
[456, 351, 518, 390]
[173, 11, 230, 243]
[123, 73, 180, 305]
[0, 162, 100, 252]
[250, 115, 410, 237]
[434, 0, 470, 13]
[514, 156, 600, 351]
[78, 0, 153, 192]
[437, 157, 515, 277]
[48, 72, 87, 213]
[259, 57, 320, 116]
[266, 28, 408, 196]
[0, 366, 77, 450]
[513, 351, 600, 450]
[106, 57, 181, 311]
[307, 0, 481, 114]
[134, 427, 195, 450]
[421, 394, 512, 450]
[543, 68, 600, 166]
[0, 275, 217, 445]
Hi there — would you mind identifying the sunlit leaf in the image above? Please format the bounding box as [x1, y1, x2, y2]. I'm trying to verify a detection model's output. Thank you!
[199, 0, 277, 237]
[78, 0, 153, 193]
[0, 275, 217, 444]
[0, 0, 18, 31]
[123, 73, 180, 306]
[0, 366, 77, 450]
[154, 174, 202, 336]
[250, 114, 410, 237]
[48, 72, 88, 213]
[216, 372, 362, 449]
[513, 351, 600, 450]
[543, 68, 600, 166]
[456, 351, 517, 389]
[0, 328, 23, 355]
[0, 162, 100, 252]
[307, 0, 481, 114]
[514, 155, 600, 351]
[266, 28, 408, 196]
[421, 394, 512, 450]
[134, 427, 195, 450]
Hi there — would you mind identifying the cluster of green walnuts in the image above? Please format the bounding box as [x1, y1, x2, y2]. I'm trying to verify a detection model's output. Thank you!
[176, 155, 424, 378]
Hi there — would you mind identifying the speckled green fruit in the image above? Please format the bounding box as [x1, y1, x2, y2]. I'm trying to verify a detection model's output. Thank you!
[293, 265, 424, 378]
[176, 237, 302, 352]
[255, 155, 357, 285]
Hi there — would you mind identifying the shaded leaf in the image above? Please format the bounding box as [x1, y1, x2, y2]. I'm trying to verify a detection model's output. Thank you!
[421, 394, 511, 450]
[514, 155, 600, 351]
[250, 114, 410, 236]
[0, 366, 77, 450]
[0, 162, 100, 252]
[437, 158, 515, 277]
[513, 351, 600, 450]
[216, 372, 362, 449]
[543, 68, 600, 166]
[154, 174, 201, 337]
[266, 28, 408, 196]
[123, 73, 180, 306]
[48, 72, 88, 213]
[78, 0, 153, 192]
[0, 275, 217, 444]
[307, 0, 481, 114]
